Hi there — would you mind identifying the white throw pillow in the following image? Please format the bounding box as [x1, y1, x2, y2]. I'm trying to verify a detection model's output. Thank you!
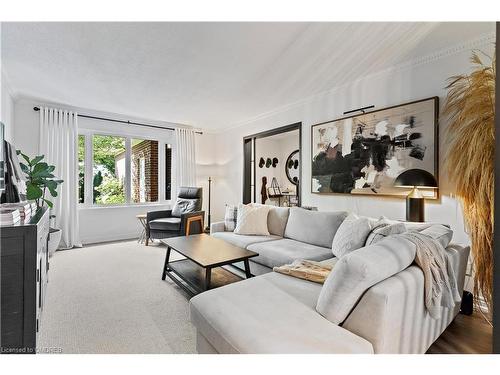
[331, 214, 377, 258]
[234, 204, 271, 236]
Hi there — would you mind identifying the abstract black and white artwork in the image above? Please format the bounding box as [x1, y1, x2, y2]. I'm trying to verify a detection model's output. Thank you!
[311, 97, 438, 198]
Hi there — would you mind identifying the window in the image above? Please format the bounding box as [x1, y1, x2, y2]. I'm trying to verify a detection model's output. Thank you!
[78, 135, 85, 203]
[131, 139, 158, 203]
[77, 133, 166, 206]
[92, 135, 126, 205]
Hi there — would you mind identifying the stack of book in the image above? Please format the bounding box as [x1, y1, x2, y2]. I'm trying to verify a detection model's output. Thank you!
[0, 208, 21, 225]
[1, 202, 33, 222]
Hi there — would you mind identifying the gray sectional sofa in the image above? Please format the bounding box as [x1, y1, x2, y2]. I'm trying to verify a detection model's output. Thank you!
[210, 207, 346, 275]
[190, 206, 470, 354]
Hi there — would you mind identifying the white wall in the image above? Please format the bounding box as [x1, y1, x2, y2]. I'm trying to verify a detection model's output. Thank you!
[13, 96, 206, 244]
[195, 131, 218, 226]
[1, 70, 15, 142]
[211, 35, 496, 246]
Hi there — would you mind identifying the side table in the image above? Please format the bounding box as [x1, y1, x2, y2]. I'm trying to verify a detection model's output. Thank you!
[136, 214, 148, 244]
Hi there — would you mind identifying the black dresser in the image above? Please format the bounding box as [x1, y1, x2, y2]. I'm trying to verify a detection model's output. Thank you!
[1, 207, 50, 354]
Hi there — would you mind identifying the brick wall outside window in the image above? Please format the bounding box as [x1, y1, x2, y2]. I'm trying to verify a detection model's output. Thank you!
[131, 140, 158, 202]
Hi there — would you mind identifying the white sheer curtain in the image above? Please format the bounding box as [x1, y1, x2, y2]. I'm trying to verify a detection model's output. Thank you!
[39, 107, 81, 249]
[175, 128, 197, 190]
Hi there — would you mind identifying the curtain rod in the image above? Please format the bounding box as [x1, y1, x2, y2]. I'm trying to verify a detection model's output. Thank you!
[33, 107, 203, 134]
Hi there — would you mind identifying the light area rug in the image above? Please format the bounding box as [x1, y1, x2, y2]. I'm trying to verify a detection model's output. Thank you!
[37, 240, 196, 354]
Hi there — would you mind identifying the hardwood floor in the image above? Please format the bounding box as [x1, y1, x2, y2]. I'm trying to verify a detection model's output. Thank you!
[427, 313, 492, 354]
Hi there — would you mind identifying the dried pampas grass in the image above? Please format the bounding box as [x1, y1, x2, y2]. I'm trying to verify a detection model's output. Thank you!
[444, 50, 495, 313]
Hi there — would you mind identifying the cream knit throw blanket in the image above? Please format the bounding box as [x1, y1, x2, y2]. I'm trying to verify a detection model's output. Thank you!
[401, 232, 461, 319]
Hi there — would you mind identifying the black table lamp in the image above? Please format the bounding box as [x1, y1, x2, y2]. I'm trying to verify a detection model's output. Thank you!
[394, 169, 438, 222]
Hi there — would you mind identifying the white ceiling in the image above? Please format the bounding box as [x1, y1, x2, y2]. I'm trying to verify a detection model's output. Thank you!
[1, 22, 494, 131]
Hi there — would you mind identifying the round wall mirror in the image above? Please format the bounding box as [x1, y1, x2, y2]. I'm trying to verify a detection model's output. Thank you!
[285, 150, 300, 185]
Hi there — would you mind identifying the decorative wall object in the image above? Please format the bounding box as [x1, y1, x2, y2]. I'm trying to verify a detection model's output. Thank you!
[311, 97, 438, 198]
[285, 149, 300, 185]
[259, 157, 265, 168]
[444, 51, 495, 313]
[272, 157, 278, 167]
[261, 176, 268, 203]
[268, 177, 282, 197]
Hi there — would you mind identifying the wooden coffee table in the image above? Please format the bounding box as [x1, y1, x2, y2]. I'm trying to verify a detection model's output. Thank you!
[160, 234, 258, 296]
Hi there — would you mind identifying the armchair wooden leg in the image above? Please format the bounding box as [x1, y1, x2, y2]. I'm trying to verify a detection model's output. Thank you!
[145, 236, 149, 246]
[186, 215, 204, 236]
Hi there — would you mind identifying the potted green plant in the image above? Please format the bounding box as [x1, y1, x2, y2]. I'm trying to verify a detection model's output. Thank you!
[17, 151, 64, 255]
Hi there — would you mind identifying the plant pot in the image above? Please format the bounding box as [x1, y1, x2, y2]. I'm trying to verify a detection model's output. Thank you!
[48, 228, 62, 257]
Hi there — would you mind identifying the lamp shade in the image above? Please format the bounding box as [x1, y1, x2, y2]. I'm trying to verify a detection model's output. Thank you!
[394, 169, 437, 188]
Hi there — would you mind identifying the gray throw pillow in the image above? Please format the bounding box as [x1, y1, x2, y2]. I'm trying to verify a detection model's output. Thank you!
[365, 222, 407, 246]
[332, 214, 378, 258]
[224, 205, 238, 232]
[419, 224, 454, 248]
[172, 198, 197, 217]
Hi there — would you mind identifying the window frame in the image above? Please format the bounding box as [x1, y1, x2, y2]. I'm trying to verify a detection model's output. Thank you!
[78, 129, 172, 208]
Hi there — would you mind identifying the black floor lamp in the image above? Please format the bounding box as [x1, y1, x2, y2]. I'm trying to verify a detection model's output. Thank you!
[205, 176, 212, 232]
[394, 169, 438, 222]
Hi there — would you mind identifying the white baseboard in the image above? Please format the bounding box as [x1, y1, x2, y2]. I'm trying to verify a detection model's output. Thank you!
[81, 232, 138, 245]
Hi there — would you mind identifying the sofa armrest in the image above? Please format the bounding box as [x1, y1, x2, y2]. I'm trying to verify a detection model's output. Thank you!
[210, 221, 226, 234]
[342, 245, 470, 354]
[147, 210, 172, 223]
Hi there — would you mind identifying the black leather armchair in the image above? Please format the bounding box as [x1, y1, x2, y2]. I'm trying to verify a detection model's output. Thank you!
[146, 187, 204, 245]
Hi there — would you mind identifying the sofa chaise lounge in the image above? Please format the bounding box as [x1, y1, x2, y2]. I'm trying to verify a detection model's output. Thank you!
[190, 206, 470, 354]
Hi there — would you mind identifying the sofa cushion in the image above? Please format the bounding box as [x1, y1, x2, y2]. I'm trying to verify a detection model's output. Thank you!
[419, 225, 453, 248]
[149, 217, 181, 231]
[247, 238, 333, 269]
[316, 235, 417, 325]
[211, 231, 280, 248]
[267, 206, 290, 237]
[332, 214, 377, 258]
[284, 208, 348, 248]
[374, 216, 450, 232]
[189, 272, 374, 353]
